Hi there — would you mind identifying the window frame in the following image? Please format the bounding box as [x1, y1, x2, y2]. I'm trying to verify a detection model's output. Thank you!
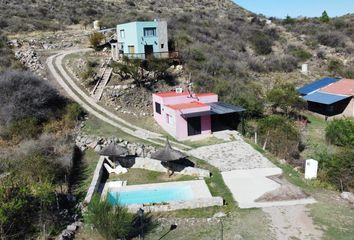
[155, 102, 161, 114]
[143, 27, 157, 37]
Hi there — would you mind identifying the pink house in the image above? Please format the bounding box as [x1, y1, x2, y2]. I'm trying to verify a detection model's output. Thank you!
[152, 91, 245, 140]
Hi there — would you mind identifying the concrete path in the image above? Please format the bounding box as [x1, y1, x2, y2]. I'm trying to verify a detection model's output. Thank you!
[46, 48, 191, 151]
[190, 140, 316, 208]
[222, 169, 316, 208]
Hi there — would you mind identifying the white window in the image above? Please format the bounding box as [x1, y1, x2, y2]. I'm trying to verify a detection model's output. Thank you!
[143, 27, 156, 37]
[120, 29, 125, 38]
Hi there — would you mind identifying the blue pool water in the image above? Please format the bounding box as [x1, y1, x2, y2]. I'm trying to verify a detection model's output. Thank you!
[108, 185, 193, 205]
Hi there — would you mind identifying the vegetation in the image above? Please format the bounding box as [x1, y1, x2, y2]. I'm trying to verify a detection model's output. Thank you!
[257, 115, 301, 160]
[85, 195, 156, 240]
[325, 118, 354, 147]
[316, 148, 354, 192]
[89, 32, 105, 50]
[0, 70, 83, 238]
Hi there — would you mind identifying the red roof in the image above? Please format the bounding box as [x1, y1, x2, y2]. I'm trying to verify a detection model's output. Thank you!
[154, 92, 189, 98]
[167, 101, 208, 110]
[321, 79, 354, 96]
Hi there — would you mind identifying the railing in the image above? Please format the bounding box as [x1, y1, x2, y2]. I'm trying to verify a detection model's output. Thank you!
[119, 51, 180, 60]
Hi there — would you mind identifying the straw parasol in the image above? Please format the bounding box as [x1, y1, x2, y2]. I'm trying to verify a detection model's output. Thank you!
[99, 142, 128, 157]
[151, 139, 186, 161]
[151, 139, 186, 176]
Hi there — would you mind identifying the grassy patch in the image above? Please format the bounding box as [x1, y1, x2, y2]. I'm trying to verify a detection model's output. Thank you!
[310, 191, 354, 240]
[108, 169, 197, 185]
[72, 148, 100, 201]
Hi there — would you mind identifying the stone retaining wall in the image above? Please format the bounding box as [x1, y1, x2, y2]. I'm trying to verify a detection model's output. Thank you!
[83, 156, 105, 205]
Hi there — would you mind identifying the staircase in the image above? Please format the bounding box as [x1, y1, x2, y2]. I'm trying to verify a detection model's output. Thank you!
[91, 58, 112, 102]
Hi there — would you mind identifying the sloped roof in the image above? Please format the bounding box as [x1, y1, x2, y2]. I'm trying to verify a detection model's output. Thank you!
[320, 79, 354, 96]
[297, 77, 339, 95]
[208, 102, 245, 114]
[303, 91, 350, 105]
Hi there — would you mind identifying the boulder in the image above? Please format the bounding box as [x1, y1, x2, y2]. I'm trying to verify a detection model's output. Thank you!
[340, 192, 354, 204]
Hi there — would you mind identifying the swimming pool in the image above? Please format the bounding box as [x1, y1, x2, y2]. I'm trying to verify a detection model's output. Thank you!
[108, 184, 193, 205]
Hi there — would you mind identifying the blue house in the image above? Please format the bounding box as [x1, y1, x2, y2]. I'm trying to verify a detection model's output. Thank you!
[111, 20, 169, 60]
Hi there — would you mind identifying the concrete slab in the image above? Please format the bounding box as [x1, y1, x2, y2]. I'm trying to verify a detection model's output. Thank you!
[222, 168, 316, 209]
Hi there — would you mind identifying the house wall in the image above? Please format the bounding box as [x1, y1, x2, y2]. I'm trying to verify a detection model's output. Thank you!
[157, 21, 169, 52]
[152, 93, 213, 140]
[307, 97, 353, 117]
[135, 21, 160, 54]
[197, 94, 218, 103]
[117, 21, 169, 58]
[117, 22, 138, 54]
[336, 98, 354, 118]
[152, 95, 177, 137]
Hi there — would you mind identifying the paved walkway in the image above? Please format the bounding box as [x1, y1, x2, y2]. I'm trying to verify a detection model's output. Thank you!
[189, 140, 316, 208]
[46, 48, 190, 151]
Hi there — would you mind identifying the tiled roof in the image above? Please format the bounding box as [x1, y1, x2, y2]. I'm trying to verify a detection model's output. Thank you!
[167, 101, 208, 110]
[321, 79, 354, 96]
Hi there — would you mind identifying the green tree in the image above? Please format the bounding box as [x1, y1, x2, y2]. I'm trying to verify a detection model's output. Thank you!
[320, 10, 330, 23]
[283, 15, 296, 25]
[89, 32, 105, 50]
[266, 83, 306, 116]
[325, 118, 354, 147]
[258, 115, 301, 159]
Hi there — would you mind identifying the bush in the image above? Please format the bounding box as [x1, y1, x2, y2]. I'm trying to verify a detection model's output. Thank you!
[317, 32, 346, 48]
[289, 47, 312, 61]
[0, 71, 66, 139]
[317, 148, 354, 191]
[258, 115, 301, 159]
[85, 195, 157, 240]
[249, 30, 273, 55]
[325, 118, 354, 147]
[89, 31, 105, 50]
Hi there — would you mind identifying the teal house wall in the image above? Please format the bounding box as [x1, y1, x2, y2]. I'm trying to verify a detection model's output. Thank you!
[116, 20, 169, 58]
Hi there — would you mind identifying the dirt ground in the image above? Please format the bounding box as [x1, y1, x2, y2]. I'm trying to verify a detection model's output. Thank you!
[263, 205, 323, 240]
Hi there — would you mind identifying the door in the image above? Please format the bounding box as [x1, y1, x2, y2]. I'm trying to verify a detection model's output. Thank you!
[144, 45, 154, 59]
[187, 116, 201, 136]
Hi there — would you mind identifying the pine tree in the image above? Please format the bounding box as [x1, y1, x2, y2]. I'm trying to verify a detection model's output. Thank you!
[320, 10, 330, 23]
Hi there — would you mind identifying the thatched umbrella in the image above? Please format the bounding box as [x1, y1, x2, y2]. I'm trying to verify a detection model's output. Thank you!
[151, 139, 186, 176]
[99, 142, 128, 157]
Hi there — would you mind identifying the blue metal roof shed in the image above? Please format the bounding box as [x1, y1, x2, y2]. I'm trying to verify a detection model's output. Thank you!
[303, 91, 350, 105]
[297, 77, 339, 95]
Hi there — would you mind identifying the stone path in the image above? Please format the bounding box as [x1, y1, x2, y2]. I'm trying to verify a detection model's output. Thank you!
[189, 140, 276, 171]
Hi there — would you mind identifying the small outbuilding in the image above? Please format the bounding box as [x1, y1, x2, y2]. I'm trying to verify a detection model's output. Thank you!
[299, 78, 354, 118]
